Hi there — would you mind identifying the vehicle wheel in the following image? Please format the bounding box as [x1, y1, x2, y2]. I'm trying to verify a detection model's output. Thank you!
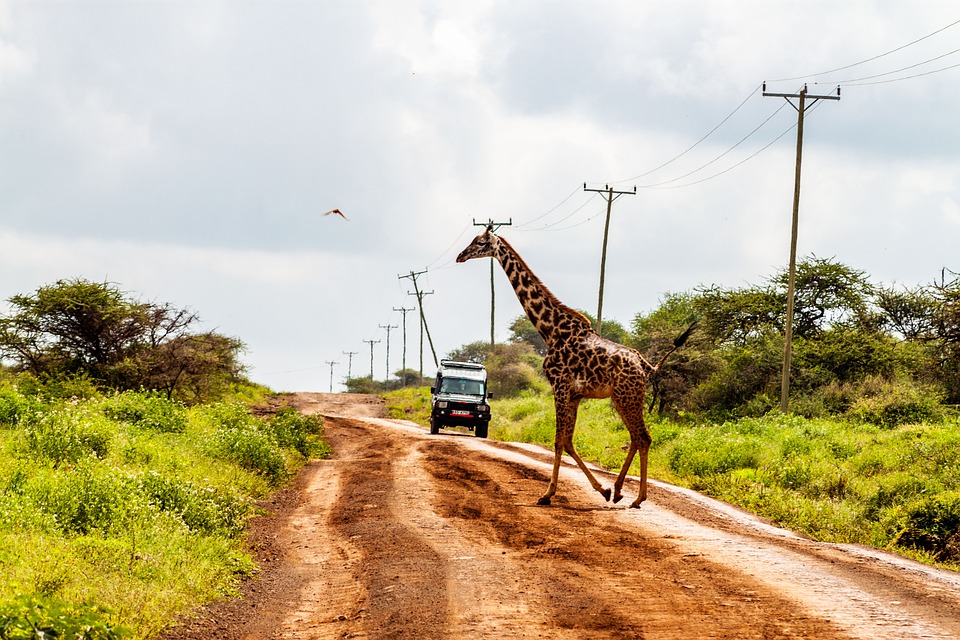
[430, 418, 440, 435]
[475, 422, 488, 438]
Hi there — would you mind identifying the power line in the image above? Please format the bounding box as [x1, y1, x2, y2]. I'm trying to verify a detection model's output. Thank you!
[767, 17, 960, 83]
[612, 84, 764, 185]
[513, 184, 587, 228]
[845, 58, 960, 86]
[636, 100, 789, 189]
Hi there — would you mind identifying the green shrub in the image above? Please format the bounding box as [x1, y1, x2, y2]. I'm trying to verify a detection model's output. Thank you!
[892, 492, 960, 562]
[384, 387, 431, 425]
[30, 463, 131, 536]
[101, 392, 187, 433]
[209, 424, 287, 486]
[0, 389, 37, 428]
[862, 472, 932, 518]
[135, 471, 249, 537]
[23, 410, 112, 465]
[0, 594, 131, 639]
[268, 407, 326, 457]
[845, 378, 945, 427]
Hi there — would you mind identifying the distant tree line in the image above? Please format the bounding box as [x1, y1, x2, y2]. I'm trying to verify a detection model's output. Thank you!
[0, 278, 247, 403]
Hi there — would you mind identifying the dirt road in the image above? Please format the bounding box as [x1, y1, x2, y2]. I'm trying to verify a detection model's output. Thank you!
[163, 393, 960, 639]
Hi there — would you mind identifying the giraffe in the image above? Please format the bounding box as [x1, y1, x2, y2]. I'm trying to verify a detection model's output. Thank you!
[457, 227, 694, 507]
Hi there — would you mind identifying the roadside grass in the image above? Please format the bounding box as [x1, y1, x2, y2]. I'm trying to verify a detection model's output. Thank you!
[402, 388, 960, 571]
[0, 384, 329, 638]
[384, 386, 432, 425]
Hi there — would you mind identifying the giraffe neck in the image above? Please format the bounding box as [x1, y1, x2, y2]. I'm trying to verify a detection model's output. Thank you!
[494, 236, 592, 344]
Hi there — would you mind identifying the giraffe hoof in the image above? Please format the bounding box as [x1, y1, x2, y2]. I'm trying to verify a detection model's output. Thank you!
[600, 488, 612, 502]
[537, 496, 552, 506]
[612, 494, 624, 504]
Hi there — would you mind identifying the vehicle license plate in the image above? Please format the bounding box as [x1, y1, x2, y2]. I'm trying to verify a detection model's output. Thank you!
[451, 410, 472, 417]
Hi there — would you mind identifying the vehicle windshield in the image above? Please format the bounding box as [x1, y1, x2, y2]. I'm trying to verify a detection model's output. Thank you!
[439, 377, 485, 396]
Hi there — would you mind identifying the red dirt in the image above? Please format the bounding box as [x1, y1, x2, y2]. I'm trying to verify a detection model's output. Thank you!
[161, 393, 960, 639]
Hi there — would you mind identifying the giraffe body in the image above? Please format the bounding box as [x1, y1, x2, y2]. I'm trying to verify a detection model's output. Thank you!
[457, 228, 680, 507]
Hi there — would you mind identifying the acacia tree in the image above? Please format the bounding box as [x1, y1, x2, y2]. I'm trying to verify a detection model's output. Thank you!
[0, 278, 246, 401]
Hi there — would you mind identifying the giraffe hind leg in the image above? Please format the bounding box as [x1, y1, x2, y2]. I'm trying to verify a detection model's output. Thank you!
[613, 444, 638, 504]
[612, 387, 652, 508]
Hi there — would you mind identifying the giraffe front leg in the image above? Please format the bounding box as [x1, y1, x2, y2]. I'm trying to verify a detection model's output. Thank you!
[537, 444, 563, 505]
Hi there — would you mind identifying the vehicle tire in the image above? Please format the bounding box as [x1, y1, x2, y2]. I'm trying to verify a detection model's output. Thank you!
[475, 422, 488, 438]
[430, 417, 440, 435]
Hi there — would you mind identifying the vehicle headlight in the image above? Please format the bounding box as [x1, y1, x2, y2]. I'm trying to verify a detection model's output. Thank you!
[478, 404, 489, 412]
[436, 401, 448, 409]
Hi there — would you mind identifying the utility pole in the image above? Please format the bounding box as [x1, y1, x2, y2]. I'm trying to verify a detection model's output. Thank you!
[324, 360, 339, 393]
[379, 323, 398, 384]
[408, 291, 434, 381]
[583, 183, 636, 337]
[400, 269, 438, 377]
[393, 307, 415, 384]
[342, 350, 358, 379]
[472, 218, 512, 347]
[763, 82, 840, 412]
[362, 338, 380, 380]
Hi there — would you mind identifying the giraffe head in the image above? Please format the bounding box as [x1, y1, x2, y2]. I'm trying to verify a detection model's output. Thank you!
[456, 226, 500, 263]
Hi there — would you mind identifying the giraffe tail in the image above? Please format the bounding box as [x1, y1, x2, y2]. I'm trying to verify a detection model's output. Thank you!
[652, 321, 698, 371]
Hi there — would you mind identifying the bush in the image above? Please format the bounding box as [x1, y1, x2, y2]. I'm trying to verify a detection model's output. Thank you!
[0, 388, 37, 428]
[136, 471, 249, 537]
[209, 423, 288, 486]
[844, 377, 945, 427]
[892, 492, 960, 562]
[30, 463, 131, 536]
[101, 391, 188, 433]
[0, 594, 131, 639]
[268, 407, 327, 458]
[23, 410, 112, 465]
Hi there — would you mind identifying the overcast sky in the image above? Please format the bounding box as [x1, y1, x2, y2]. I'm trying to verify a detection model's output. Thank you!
[2, 1, 959, 392]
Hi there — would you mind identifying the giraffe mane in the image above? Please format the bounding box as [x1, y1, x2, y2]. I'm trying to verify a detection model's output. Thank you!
[496, 234, 593, 330]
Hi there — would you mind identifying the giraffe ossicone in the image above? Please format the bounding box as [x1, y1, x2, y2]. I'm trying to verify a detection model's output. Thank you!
[457, 227, 693, 507]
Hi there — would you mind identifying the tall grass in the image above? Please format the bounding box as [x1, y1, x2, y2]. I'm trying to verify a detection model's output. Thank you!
[0, 384, 329, 637]
[487, 391, 960, 570]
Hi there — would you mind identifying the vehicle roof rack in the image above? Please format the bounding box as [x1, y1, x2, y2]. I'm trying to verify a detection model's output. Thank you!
[440, 359, 484, 370]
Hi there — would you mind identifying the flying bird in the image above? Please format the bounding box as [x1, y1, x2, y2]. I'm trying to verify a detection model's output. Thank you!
[322, 208, 348, 220]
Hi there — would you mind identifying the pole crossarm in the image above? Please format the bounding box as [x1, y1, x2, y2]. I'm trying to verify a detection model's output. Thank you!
[763, 83, 841, 111]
